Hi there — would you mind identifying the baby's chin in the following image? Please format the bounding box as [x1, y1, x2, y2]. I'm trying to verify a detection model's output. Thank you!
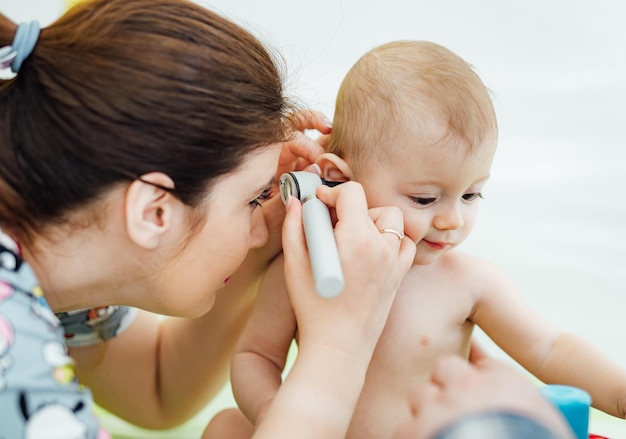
[412, 253, 439, 266]
[412, 243, 449, 266]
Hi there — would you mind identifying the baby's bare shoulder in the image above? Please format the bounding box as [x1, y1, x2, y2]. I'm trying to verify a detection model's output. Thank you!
[445, 250, 506, 272]
[433, 251, 514, 293]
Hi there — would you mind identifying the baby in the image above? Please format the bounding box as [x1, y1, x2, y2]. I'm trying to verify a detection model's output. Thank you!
[205, 40, 626, 439]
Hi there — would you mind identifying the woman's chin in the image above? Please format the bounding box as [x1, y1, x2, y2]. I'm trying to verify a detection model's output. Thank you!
[161, 292, 217, 318]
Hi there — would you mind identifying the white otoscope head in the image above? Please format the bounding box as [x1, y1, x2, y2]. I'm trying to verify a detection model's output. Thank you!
[279, 171, 323, 204]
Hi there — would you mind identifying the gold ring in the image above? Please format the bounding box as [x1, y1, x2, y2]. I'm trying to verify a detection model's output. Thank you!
[379, 228, 404, 241]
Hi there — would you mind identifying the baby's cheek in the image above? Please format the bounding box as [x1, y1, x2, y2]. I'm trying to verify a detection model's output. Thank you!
[404, 221, 429, 244]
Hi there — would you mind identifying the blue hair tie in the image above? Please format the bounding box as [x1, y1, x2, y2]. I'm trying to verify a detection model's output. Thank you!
[0, 21, 41, 73]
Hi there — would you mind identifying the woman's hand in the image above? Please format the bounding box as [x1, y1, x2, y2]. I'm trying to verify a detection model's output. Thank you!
[260, 110, 332, 259]
[276, 110, 331, 180]
[283, 181, 415, 362]
[253, 181, 415, 439]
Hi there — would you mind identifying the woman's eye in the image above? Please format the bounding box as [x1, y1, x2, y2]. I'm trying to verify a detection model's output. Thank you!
[462, 192, 483, 202]
[249, 187, 273, 209]
[410, 196, 436, 206]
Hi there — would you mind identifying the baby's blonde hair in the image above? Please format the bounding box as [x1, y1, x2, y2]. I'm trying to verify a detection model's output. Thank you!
[327, 40, 497, 174]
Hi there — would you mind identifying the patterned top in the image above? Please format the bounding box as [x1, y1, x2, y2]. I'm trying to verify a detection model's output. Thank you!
[58, 306, 137, 348]
[0, 230, 111, 439]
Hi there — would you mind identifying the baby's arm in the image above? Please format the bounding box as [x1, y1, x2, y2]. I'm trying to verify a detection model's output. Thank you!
[532, 332, 626, 418]
[231, 253, 297, 425]
[470, 257, 626, 419]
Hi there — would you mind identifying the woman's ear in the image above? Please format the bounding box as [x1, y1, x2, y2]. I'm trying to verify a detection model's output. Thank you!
[316, 153, 353, 183]
[125, 172, 176, 249]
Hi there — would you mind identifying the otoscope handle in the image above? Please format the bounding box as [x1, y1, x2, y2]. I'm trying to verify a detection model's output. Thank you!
[301, 196, 345, 298]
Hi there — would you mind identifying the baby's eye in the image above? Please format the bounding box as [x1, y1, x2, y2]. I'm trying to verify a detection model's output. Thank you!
[410, 196, 437, 206]
[462, 192, 483, 202]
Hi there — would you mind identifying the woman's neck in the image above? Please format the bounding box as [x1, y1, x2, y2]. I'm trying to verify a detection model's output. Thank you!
[20, 221, 141, 312]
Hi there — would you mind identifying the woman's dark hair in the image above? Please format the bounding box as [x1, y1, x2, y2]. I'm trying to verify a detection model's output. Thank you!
[0, 0, 292, 239]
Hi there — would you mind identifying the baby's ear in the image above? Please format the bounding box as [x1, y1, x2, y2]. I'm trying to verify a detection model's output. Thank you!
[316, 153, 353, 183]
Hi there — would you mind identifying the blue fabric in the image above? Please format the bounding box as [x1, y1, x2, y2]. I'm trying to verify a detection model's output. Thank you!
[433, 411, 563, 439]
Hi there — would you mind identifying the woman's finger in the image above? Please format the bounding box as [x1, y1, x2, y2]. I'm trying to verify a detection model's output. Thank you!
[281, 196, 314, 289]
[367, 206, 406, 242]
[316, 182, 371, 226]
[279, 131, 325, 171]
[367, 206, 416, 270]
[397, 237, 417, 276]
[288, 109, 332, 134]
[317, 133, 331, 149]
[317, 184, 415, 274]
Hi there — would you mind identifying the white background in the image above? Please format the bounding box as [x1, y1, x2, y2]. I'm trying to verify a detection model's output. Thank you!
[2, 0, 626, 436]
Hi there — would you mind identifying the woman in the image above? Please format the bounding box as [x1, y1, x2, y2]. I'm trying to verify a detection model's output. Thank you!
[0, 0, 415, 437]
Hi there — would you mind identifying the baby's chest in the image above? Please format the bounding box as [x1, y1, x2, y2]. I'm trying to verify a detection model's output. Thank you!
[373, 277, 476, 371]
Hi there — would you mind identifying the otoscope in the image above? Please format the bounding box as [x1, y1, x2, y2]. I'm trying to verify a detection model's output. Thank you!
[279, 172, 345, 298]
